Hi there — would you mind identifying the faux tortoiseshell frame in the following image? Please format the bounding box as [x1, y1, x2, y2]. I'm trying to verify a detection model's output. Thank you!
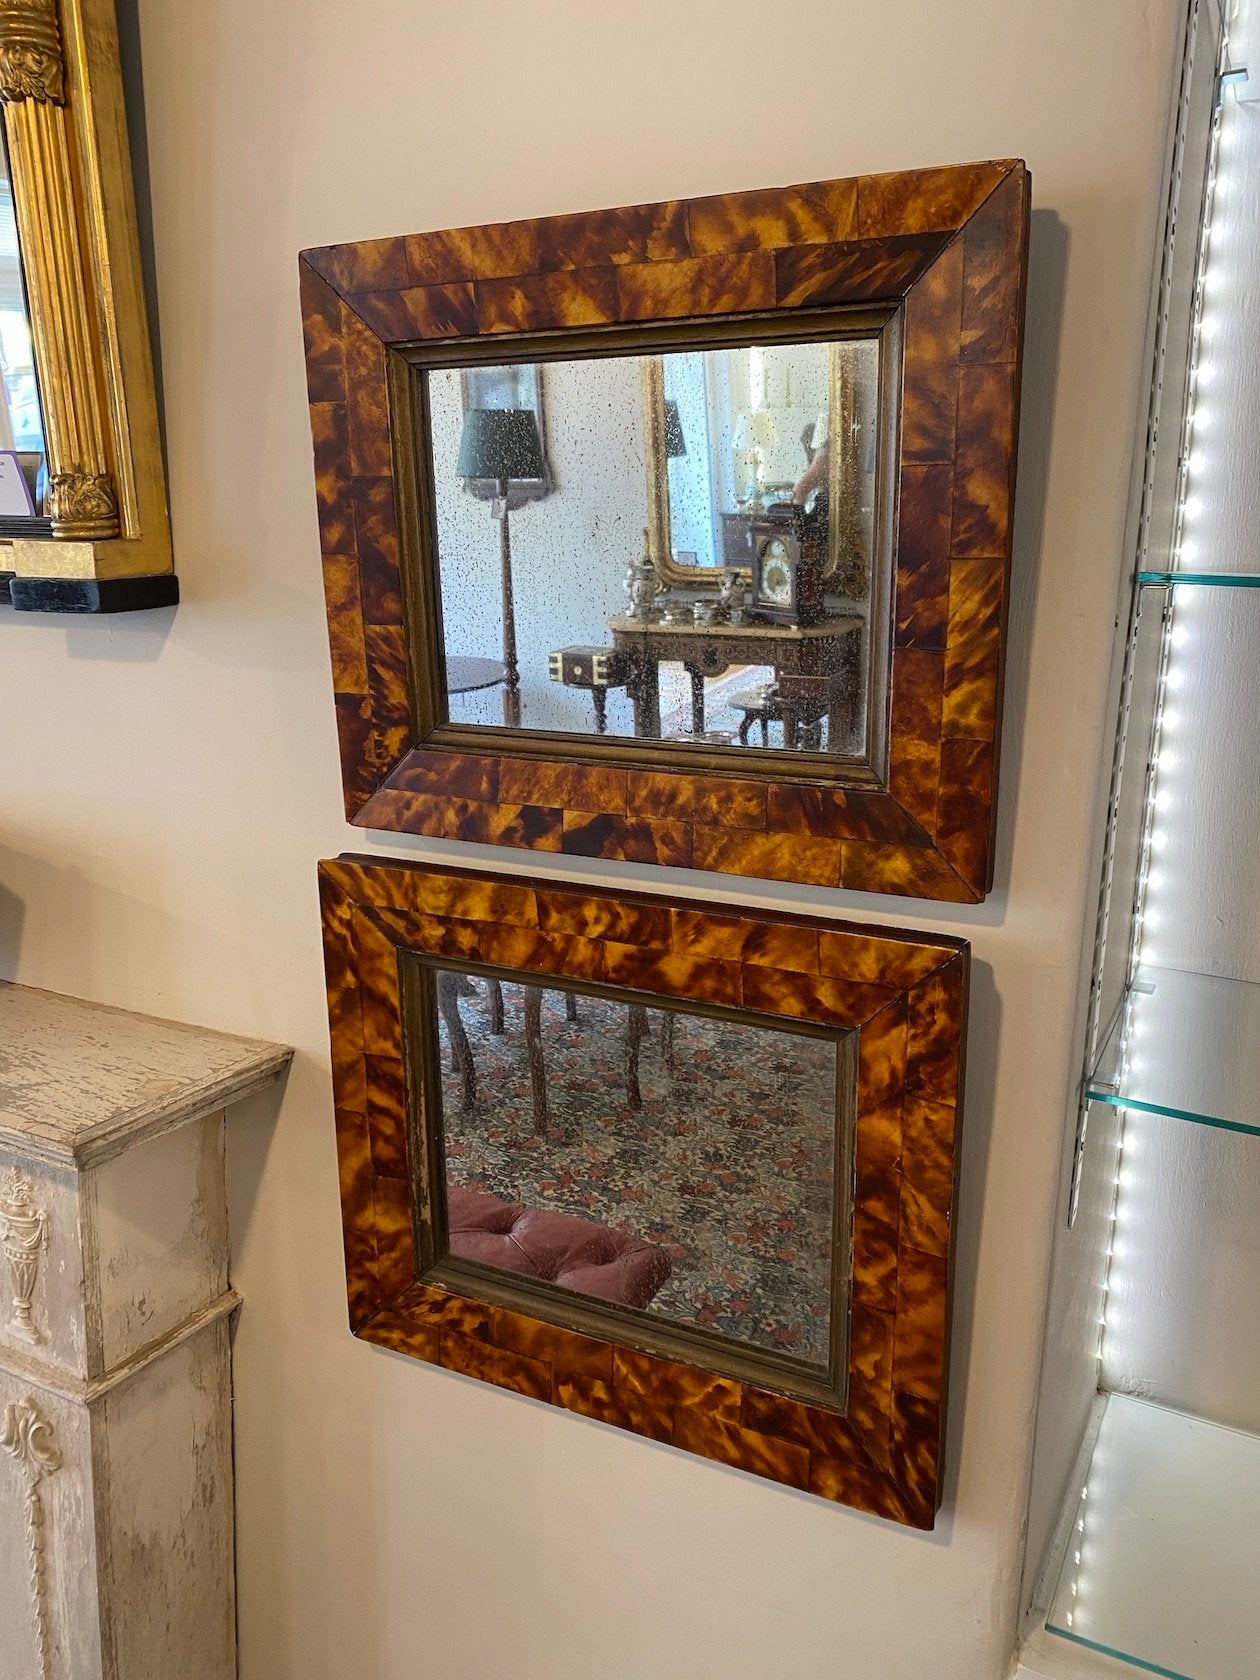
[320, 855, 969, 1526]
[301, 159, 1028, 902]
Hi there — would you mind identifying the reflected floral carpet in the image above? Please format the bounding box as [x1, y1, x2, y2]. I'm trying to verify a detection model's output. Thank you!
[437, 980, 839, 1363]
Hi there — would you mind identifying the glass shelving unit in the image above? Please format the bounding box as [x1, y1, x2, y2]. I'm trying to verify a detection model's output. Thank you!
[1088, 964, 1260, 1137]
[1047, 1395, 1260, 1680]
[1032, 9, 1260, 1680]
[1136, 570, 1260, 587]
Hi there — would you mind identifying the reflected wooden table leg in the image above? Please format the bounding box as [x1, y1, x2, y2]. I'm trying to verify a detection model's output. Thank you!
[685, 663, 705, 735]
[661, 1010, 676, 1075]
[592, 687, 608, 734]
[564, 991, 579, 1023]
[523, 986, 548, 1134]
[629, 657, 662, 738]
[625, 1005, 648, 1109]
[827, 625, 862, 752]
[437, 972, 476, 1112]
[487, 979, 504, 1035]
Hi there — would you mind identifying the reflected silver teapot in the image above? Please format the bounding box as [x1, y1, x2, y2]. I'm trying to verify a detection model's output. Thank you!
[624, 530, 660, 621]
[720, 568, 750, 626]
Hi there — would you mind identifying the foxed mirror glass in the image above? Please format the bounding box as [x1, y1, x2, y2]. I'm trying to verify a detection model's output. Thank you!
[426, 965, 849, 1375]
[423, 329, 884, 764]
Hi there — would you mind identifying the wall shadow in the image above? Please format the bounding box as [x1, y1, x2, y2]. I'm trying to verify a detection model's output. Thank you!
[0, 882, 25, 975]
[990, 207, 1070, 899]
[940, 956, 1001, 1516]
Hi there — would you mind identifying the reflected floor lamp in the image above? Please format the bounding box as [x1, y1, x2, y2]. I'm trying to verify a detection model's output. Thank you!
[456, 408, 546, 728]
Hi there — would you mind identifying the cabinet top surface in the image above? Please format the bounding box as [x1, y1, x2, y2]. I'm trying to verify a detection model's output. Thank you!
[0, 983, 291, 1168]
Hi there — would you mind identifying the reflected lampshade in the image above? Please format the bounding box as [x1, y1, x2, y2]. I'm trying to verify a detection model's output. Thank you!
[733, 408, 780, 452]
[456, 407, 545, 481]
[663, 399, 687, 459]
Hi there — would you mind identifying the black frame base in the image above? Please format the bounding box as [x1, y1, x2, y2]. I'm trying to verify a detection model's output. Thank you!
[4, 573, 179, 613]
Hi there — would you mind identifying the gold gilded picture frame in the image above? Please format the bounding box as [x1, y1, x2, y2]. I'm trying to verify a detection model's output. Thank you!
[0, 0, 174, 613]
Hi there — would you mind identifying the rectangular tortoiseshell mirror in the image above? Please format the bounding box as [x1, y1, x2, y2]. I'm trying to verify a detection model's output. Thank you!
[302, 160, 1028, 900]
[320, 856, 969, 1525]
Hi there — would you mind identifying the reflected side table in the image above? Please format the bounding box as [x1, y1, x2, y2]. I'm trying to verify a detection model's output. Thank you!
[606, 614, 863, 747]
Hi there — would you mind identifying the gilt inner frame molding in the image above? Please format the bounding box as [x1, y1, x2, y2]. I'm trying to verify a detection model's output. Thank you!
[301, 159, 1029, 901]
[320, 854, 969, 1527]
[391, 302, 901, 787]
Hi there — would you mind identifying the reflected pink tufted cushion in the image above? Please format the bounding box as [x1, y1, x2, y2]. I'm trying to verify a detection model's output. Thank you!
[446, 1185, 671, 1309]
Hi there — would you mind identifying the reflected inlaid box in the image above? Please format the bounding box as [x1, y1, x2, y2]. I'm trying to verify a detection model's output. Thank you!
[320, 855, 969, 1526]
[300, 161, 1028, 902]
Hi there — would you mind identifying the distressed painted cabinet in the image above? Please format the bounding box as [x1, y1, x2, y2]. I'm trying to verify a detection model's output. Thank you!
[0, 984, 290, 1680]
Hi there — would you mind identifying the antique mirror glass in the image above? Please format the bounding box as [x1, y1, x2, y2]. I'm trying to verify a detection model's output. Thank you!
[414, 960, 853, 1389]
[0, 131, 46, 530]
[421, 325, 886, 766]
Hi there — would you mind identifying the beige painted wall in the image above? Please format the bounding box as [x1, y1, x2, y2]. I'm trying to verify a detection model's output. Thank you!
[0, 1, 1183, 1676]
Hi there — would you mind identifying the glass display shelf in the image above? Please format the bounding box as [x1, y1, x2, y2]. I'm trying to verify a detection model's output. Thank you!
[1137, 570, 1260, 589]
[1048, 1393, 1260, 1680]
[1086, 965, 1260, 1136]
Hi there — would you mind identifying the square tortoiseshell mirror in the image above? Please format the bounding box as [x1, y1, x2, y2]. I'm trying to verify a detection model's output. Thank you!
[302, 160, 1027, 900]
[321, 856, 969, 1525]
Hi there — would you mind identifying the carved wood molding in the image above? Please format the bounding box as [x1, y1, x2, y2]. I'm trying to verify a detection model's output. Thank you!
[2, 1397, 61, 1680]
[3, 11, 120, 542]
[0, 1167, 48, 1344]
[0, 0, 65, 105]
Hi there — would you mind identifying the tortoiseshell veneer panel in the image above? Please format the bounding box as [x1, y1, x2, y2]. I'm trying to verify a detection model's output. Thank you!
[302, 161, 1028, 902]
[320, 855, 969, 1526]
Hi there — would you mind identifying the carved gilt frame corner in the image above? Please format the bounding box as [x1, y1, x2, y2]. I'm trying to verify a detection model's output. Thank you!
[0, 0, 174, 612]
[301, 160, 1029, 901]
[319, 854, 970, 1528]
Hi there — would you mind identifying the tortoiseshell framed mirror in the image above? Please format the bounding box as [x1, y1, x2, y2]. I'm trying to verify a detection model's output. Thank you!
[301, 160, 1028, 900]
[320, 855, 969, 1526]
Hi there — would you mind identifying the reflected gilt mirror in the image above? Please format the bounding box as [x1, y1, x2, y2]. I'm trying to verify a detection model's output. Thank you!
[320, 856, 970, 1525]
[302, 160, 1029, 900]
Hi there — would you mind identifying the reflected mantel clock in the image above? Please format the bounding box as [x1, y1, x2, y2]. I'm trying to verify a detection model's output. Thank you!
[747, 507, 826, 627]
[0, 0, 175, 614]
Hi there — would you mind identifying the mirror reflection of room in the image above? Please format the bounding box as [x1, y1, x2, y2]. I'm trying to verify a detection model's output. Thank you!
[0, 134, 47, 521]
[425, 332, 879, 759]
[431, 970, 845, 1367]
